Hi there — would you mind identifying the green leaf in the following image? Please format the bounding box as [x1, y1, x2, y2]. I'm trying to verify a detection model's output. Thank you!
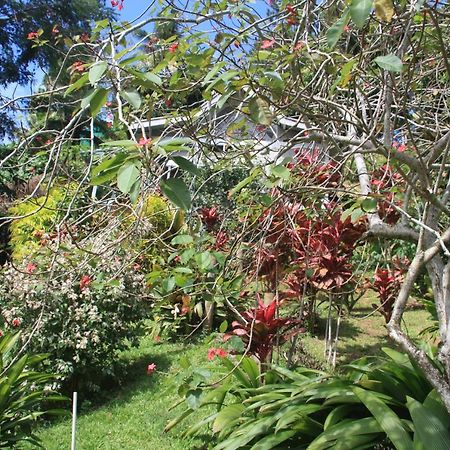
[250, 430, 297, 450]
[350, 0, 373, 28]
[407, 396, 450, 449]
[117, 162, 140, 194]
[171, 235, 194, 245]
[91, 153, 128, 185]
[100, 140, 138, 148]
[219, 320, 228, 333]
[248, 97, 272, 125]
[170, 156, 201, 176]
[160, 178, 192, 210]
[121, 90, 142, 110]
[213, 404, 245, 433]
[65, 73, 89, 96]
[157, 137, 194, 152]
[195, 252, 213, 271]
[90, 88, 108, 117]
[186, 389, 203, 410]
[263, 71, 284, 94]
[229, 168, 262, 197]
[353, 387, 413, 450]
[327, 10, 350, 49]
[89, 61, 107, 85]
[361, 197, 378, 213]
[143, 72, 162, 86]
[374, 54, 403, 72]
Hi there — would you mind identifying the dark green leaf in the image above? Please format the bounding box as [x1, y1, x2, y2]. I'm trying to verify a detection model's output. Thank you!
[160, 178, 192, 210]
[90, 88, 108, 117]
[327, 11, 350, 48]
[171, 156, 201, 176]
[89, 61, 107, 85]
[121, 90, 142, 110]
[117, 162, 140, 194]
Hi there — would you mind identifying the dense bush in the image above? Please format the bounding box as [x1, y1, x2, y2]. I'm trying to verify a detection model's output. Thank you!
[0, 333, 66, 447]
[0, 241, 149, 394]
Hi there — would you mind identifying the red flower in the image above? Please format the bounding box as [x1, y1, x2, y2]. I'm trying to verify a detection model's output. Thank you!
[111, 0, 124, 10]
[261, 39, 275, 49]
[147, 363, 157, 375]
[214, 231, 228, 250]
[138, 137, 152, 147]
[26, 262, 37, 274]
[294, 41, 305, 51]
[207, 348, 228, 361]
[106, 122, 113, 128]
[0, 330, 3, 337]
[169, 42, 179, 53]
[207, 348, 217, 361]
[80, 32, 90, 43]
[27, 31, 39, 40]
[12, 318, 21, 328]
[286, 4, 297, 15]
[154, 335, 161, 343]
[200, 206, 220, 230]
[215, 348, 228, 358]
[344, 25, 350, 32]
[80, 275, 91, 291]
[287, 17, 297, 26]
[71, 61, 85, 73]
[52, 25, 60, 35]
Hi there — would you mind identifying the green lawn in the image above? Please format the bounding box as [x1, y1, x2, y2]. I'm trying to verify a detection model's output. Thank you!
[35, 337, 212, 450]
[34, 294, 433, 449]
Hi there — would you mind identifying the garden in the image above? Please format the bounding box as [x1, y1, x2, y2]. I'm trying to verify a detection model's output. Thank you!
[1, 0, 450, 449]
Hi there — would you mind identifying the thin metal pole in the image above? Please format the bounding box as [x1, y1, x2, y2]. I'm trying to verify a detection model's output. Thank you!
[71, 392, 78, 450]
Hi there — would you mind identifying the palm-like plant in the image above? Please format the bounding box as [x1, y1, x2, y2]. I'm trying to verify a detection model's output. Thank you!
[0, 333, 67, 448]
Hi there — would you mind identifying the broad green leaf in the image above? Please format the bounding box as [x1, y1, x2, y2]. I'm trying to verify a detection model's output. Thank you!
[374, 0, 394, 22]
[143, 72, 162, 86]
[407, 396, 450, 449]
[195, 252, 213, 270]
[91, 153, 128, 185]
[89, 61, 107, 85]
[248, 97, 272, 125]
[213, 404, 245, 433]
[65, 73, 89, 96]
[117, 162, 139, 194]
[121, 90, 142, 110]
[171, 156, 201, 176]
[251, 430, 297, 450]
[361, 197, 378, 212]
[353, 387, 413, 450]
[327, 10, 350, 49]
[90, 88, 108, 117]
[81, 89, 96, 110]
[158, 137, 194, 152]
[171, 234, 194, 245]
[160, 178, 192, 210]
[263, 71, 284, 94]
[350, 0, 373, 28]
[186, 389, 203, 410]
[374, 54, 403, 72]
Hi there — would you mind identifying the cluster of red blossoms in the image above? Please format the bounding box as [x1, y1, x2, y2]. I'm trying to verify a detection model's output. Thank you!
[111, 0, 124, 11]
[286, 4, 298, 26]
[207, 347, 228, 361]
[147, 363, 157, 375]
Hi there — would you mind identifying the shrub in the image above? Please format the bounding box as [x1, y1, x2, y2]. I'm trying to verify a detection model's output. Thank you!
[0, 333, 66, 447]
[0, 241, 149, 394]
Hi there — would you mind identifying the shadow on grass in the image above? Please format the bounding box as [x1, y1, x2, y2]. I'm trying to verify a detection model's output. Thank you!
[77, 343, 187, 412]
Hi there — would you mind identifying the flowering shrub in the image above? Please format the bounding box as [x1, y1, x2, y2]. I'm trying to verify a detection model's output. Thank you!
[0, 243, 149, 393]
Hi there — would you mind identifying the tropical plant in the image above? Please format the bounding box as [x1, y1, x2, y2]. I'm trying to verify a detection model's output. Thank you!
[0, 333, 66, 448]
[170, 347, 450, 450]
[224, 297, 304, 363]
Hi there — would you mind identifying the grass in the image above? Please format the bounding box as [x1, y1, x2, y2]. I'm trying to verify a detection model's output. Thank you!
[301, 291, 432, 365]
[34, 336, 214, 450]
[33, 294, 434, 449]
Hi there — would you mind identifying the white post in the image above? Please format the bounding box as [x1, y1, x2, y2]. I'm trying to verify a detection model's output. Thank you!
[71, 392, 78, 450]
